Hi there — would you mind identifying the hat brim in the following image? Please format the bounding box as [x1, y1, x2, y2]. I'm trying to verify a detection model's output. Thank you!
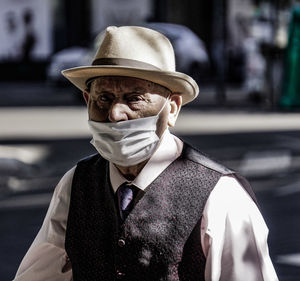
[61, 65, 199, 105]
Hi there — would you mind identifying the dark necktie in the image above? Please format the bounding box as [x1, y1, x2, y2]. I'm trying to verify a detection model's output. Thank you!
[117, 183, 138, 221]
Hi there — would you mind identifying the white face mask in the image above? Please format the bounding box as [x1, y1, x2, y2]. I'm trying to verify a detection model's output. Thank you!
[88, 98, 169, 166]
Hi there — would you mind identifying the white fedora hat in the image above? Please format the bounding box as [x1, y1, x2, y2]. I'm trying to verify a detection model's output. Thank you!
[62, 26, 199, 105]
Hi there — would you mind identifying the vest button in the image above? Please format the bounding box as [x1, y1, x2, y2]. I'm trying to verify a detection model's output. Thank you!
[118, 238, 126, 247]
[116, 269, 126, 278]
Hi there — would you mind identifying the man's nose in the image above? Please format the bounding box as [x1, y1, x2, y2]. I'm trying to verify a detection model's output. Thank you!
[108, 102, 129, 122]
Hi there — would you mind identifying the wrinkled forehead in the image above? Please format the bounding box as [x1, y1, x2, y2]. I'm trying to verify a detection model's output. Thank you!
[89, 76, 171, 95]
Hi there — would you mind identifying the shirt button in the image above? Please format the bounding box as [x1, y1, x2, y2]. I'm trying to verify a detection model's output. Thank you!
[116, 270, 126, 279]
[118, 238, 126, 247]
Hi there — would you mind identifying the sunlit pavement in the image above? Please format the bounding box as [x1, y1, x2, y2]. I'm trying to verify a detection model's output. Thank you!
[1, 84, 300, 280]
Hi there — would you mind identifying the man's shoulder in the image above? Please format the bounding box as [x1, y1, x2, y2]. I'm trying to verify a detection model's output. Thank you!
[181, 142, 259, 205]
[77, 153, 101, 164]
[73, 153, 109, 183]
[181, 142, 234, 175]
[75, 153, 107, 171]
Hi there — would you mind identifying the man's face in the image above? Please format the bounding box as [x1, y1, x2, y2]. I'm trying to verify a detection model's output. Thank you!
[84, 76, 172, 138]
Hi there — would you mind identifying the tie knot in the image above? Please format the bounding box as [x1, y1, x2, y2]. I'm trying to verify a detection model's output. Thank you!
[117, 183, 138, 220]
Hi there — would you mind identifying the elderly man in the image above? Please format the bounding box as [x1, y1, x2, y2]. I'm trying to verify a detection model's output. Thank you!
[14, 26, 278, 281]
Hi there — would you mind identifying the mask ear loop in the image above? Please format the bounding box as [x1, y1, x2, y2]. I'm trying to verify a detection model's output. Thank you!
[155, 95, 171, 140]
[157, 94, 171, 116]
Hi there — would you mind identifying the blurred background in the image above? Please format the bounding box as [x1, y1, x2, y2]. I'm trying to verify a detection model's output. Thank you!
[1, 0, 300, 280]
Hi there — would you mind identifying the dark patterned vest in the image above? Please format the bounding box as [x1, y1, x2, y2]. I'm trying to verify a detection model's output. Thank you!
[65, 143, 257, 280]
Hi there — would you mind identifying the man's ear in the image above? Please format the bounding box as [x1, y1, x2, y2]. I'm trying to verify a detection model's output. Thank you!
[82, 91, 90, 105]
[168, 94, 182, 127]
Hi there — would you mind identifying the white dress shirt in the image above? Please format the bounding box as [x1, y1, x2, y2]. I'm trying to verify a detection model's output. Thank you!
[14, 130, 278, 281]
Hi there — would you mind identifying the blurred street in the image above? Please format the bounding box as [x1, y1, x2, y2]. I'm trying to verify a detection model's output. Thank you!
[1, 82, 300, 280]
[1, 0, 300, 279]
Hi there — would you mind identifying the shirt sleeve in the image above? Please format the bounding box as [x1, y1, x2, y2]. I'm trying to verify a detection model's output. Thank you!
[201, 175, 279, 281]
[13, 167, 75, 281]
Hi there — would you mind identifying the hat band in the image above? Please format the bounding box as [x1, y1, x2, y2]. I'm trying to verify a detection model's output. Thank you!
[92, 58, 161, 71]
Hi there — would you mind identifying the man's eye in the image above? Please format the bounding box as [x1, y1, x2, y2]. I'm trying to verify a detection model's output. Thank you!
[127, 95, 143, 102]
[97, 95, 111, 102]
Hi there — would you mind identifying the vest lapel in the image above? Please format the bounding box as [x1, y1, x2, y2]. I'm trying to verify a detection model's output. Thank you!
[118, 150, 221, 280]
[65, 155, 120, 280]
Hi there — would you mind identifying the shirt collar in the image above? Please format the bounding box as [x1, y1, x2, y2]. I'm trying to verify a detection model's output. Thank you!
[109, 129, 183, 193]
